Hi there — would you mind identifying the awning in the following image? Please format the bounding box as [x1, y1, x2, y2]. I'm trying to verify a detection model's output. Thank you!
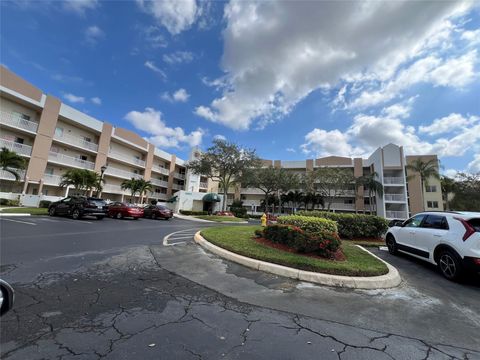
[203, 193, 221, 202]
[166, 196, 178, 203]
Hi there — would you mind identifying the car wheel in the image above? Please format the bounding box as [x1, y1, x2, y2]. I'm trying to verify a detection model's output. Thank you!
[48, 207, 56, 216]
[438, 250, 463, 281]
[385, 234, 398, 255]
[96, 216, 104, 220]
[116, 212, 123, 220]
[72, 209, 82, 220]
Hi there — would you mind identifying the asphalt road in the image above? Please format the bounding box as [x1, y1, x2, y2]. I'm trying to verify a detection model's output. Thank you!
[1, 215, 479, 359]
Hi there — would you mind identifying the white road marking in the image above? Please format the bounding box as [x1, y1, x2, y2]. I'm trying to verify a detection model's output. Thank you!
[379, 246, 389, 251]
[1, 218, 37, 226]
[163, 228, 200, 246]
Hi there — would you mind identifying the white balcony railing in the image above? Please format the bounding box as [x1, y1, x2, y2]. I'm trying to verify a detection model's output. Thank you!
[147, 192, 168, 200]
[0, 169, 25, 181]
[0, 139, 33, 156]
[386, 210, 408, 219]
[384, 177, 404, 184]
[384, 194, 405, 202]
[54, 132, 99, 152]
[0, 111, 39, 133]
[330, 203, 356, 210]
[108, 150, 146, 167]
[172, 183, 184, 191]
[104, 166, 143, 180]
[200, 182, 208, 189]
[174, 172, 185, 180]
[152, 165, 170, 176]
[151, 178, 169, 188]
[43, 173, 63, 186]
[102, 184, 128, 194]
[48, 151, 95, 170]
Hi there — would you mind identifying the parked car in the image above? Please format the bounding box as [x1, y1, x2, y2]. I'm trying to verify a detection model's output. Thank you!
[388, 219, 405, 227]
[385, 211, 480, 281]
[0, 279, 14, 316]
[108, 202, 144, 220]
[48, 196, 107, 220]
[143, 204, 173, 220]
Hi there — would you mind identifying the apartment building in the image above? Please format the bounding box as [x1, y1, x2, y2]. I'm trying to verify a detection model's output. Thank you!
[0, 66, 216, 206]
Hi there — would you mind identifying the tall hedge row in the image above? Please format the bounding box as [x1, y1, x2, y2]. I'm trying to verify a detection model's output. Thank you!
[277, 215, 338, 235]
[296, 211, 388, 239]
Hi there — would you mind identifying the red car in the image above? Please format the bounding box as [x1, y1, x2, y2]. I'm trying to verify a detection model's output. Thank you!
[108, 202, 144, 220]
[143, 204, 173, 220]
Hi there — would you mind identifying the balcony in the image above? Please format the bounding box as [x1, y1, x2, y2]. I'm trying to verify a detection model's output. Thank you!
[108, 150, 146, 167]
[172, 183, 184, 191]
[43, 173, 63, 186]
[152, 165, 170, 176]
[48, 151, 95, 170]
[0, 169, 25, 181]
[104, 166, 143, 180]
[386, 210, 408, 219]
[0, 139, 32, 157]
[330, 203, 356, 210]
[53, 132, 99, 152]
[384, 194, 405, 202]
[174, 172, 185, 180]
[200, 182, 208, 189]
[0, 110, 38, 133]
[384, 177, 404, 185]
[151, 178, 169, 188]
[102, 184, 128, 194]
[148, 192, 168, 200]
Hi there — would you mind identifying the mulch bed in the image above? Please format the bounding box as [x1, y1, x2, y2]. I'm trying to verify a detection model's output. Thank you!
[254, 237, 346, 262]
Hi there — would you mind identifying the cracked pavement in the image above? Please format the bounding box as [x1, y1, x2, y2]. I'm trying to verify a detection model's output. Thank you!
[1, 216, 479, 359]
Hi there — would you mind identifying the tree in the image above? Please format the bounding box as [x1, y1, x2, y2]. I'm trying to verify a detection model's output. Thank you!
[186, 139, 261, 210]
[356, 172, 384, 215]
[137, 179, 153, 203]
[93, 173, 105, 197]
[303, 192, 324, 211]
[406, 159, 440, 209]
[449, 172, 480, 211]
[121, 178, 142, 202]
[284, 190, 305, 213]
[59, 169, 98, 194]
[0, 147, 26, 181]
[440, 176, 457, 211]
[314, 168, 355, 211]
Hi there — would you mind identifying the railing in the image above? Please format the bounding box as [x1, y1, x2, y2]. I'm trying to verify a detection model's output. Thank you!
[108, 150, 146, 167]
[147, 192, 168, 200]
[152, 165, 170, 176]
[0, 139, 33, 156]
[200, 182, 208, 189]
[386, 210, 408, 219]
[172, 183, 184, 191]
[330, 203, 355, 210]
[174, 172, 185, 179]
[384, 194, 405, 202]
[54, 132, 99, 152]
[0, 110, 38, 133]
[102, 184, 128, 194]
[150, 178, 169, 188]
[48, 151, 95, 170]
[43, 173, 63, 186]
[104, 166, 143, 180]
[0, 169, 25, 181]
[384, 177, 404, 184]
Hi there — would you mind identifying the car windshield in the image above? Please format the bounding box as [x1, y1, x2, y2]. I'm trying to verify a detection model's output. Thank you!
[156, 205, 168, 210]
[88, 199, 106, 206]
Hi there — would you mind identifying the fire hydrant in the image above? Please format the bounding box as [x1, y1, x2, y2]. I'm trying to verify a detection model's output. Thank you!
[261, 213, 267, 227]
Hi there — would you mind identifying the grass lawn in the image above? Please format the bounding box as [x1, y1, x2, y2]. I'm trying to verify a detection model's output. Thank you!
[200, 225, 388, 276]
[194, 215, 246, 222]
[1, 207, 48, 215]
[347, 239, 385, 247]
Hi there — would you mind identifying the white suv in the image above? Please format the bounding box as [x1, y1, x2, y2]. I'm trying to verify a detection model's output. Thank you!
[385, 211, 480, 281]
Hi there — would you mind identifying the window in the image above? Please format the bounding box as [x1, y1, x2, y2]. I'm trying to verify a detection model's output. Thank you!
[45, 168, 54, 175]
[79, 155, 88, 161]
[404, 214, 426, 228]
[426, 185, 437, 192]
[344, 199, 354, 204]
[422, 215, 448, 230]
[427, 201, 439, 208]
[14, 137, 24, 144]
[83, 136, 92, 143]
[14, 112, 31, 121]
[55, 127, 64, 137]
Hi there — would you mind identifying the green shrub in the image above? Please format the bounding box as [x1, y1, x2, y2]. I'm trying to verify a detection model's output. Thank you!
[179, 210, 208, 216]
[8, 199, 20, 206]
[296, 211, 388, 239]
[277, 215, 338, 236]
[229, 200, 247, 218]
[0, 198, 9, 206]
[39, 200, 52, 208]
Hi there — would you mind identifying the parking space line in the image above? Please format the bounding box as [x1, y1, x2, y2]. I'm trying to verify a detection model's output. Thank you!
[163, 228, 200, 246]
[1, 218, 37, 226]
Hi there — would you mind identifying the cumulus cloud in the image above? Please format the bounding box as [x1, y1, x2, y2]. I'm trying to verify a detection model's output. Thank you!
[161, 88, 190, 103]
[124, 107, 204, 148]
[63, 93, 85, 104]
[63, 0, 98, 15]
[85, 25, 105, 45]
[195, 1, 474, 130]
[163, 51, 194, 64]
[301, 129, 361, 157]
[91, 97, 102, 105]
[419, 113, 479, 136]
[144, 61, 166, 79]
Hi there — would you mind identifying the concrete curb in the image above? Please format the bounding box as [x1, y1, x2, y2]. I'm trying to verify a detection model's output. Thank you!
[194, 232, 401, 289]
[174, 213, 248, 224]
[0, 213, 32, 217]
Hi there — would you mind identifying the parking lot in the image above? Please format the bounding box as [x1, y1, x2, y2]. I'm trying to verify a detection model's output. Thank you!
[1, 215, 479, 359]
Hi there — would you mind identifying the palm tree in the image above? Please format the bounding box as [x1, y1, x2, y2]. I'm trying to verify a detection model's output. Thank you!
[59, 169, 97, 195]
[93, 173, 106, 197]
[137, 179, 153, 204]
[440, 176, 456, 210]
[0, 147, 26, 180]
[287, 190, 305, 213]
[406, 159, 440, 210]
[121, 178, 142, 203]
[357, 172, 384, 215]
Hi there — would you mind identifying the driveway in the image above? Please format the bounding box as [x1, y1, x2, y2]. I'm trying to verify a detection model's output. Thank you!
[1, 217, 479, 359]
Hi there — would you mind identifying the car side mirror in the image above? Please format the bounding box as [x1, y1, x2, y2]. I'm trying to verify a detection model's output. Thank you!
[0, 280, 15, 316]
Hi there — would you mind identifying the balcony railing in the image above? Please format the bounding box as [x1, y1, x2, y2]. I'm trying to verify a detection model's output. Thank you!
[200, 182, 208, 189]
[108, 150, 146, 167]
[0, 139, 33, 156]
[172, 183, 184, 191]
[174, 172, 185, 180]
[54, 132, 99, 152]
[150, 178, 169, 188]
[0, 111, 38, 133]
[0, 169, 25, 181]
[43, 173, 63, 186]
[384, 194, 405, 202]
[48, 151, 95, 170]
[102, 184, 128, 194]
[386, 210, 408, 219]
[147, 192, 168, 200]
[104, 166, 143, 180]
[384, 177, 404, 184]
[152, 165, 170, 176]
[330, 203, 355, 210]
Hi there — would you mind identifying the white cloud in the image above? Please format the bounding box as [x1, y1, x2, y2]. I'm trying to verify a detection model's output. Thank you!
[461, 29, 480, 45]
[85, 25, 105, 45]
[91, 97, 102, 105]
[213, 134, 226, 141]
[136, 0, 198, 35]
[429, 50, 477, 87]
[467, 153, 480, 173]
[301, 129, 359, 157]
[144, 61, 166, 79]
[195, 1, 473, 130]
[63, 93, 85, 104]
[143, 25, 168, 49]
[124, 107, 204, 148]
[286, 147, 296, 153]
[63, 0, 98, 15]
[443, 168, 459, 178]
[163, 51, 194, 64]
[162, 88, 190, 103]
[419, 113, 479, 136]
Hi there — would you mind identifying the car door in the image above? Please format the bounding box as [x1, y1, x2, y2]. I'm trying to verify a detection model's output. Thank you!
[416, 215, 449, 261]
[395, 214, 427, 256]
[55, 197, 72, 215]
[144, 205, 153, 217]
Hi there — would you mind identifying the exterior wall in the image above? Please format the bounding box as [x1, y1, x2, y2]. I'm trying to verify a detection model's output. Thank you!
[0, 97, 40, 122]
[0, 65, 43, 102]
[113, 127, 148, 149]
[144, 143, 155, 181]
[95, 122, 113, 172]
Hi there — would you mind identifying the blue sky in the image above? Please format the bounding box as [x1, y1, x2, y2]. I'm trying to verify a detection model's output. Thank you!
[1, 1, 479, 175]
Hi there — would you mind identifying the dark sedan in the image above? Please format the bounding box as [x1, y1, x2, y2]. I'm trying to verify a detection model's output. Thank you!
[108, 202, 144, 220]
[143, 204, 173, 220]
[48, 196, 107, 220]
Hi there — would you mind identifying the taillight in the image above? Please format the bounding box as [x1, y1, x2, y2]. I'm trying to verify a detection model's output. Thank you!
[454, 217, 476, 241]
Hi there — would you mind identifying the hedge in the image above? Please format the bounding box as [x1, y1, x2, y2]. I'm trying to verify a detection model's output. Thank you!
[179, 210, 208, 216]
[0, 198, 20, 206]
[296, 211, 388, 239]
[277, 215, 338, 235]
[39, 200, 52, 208]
